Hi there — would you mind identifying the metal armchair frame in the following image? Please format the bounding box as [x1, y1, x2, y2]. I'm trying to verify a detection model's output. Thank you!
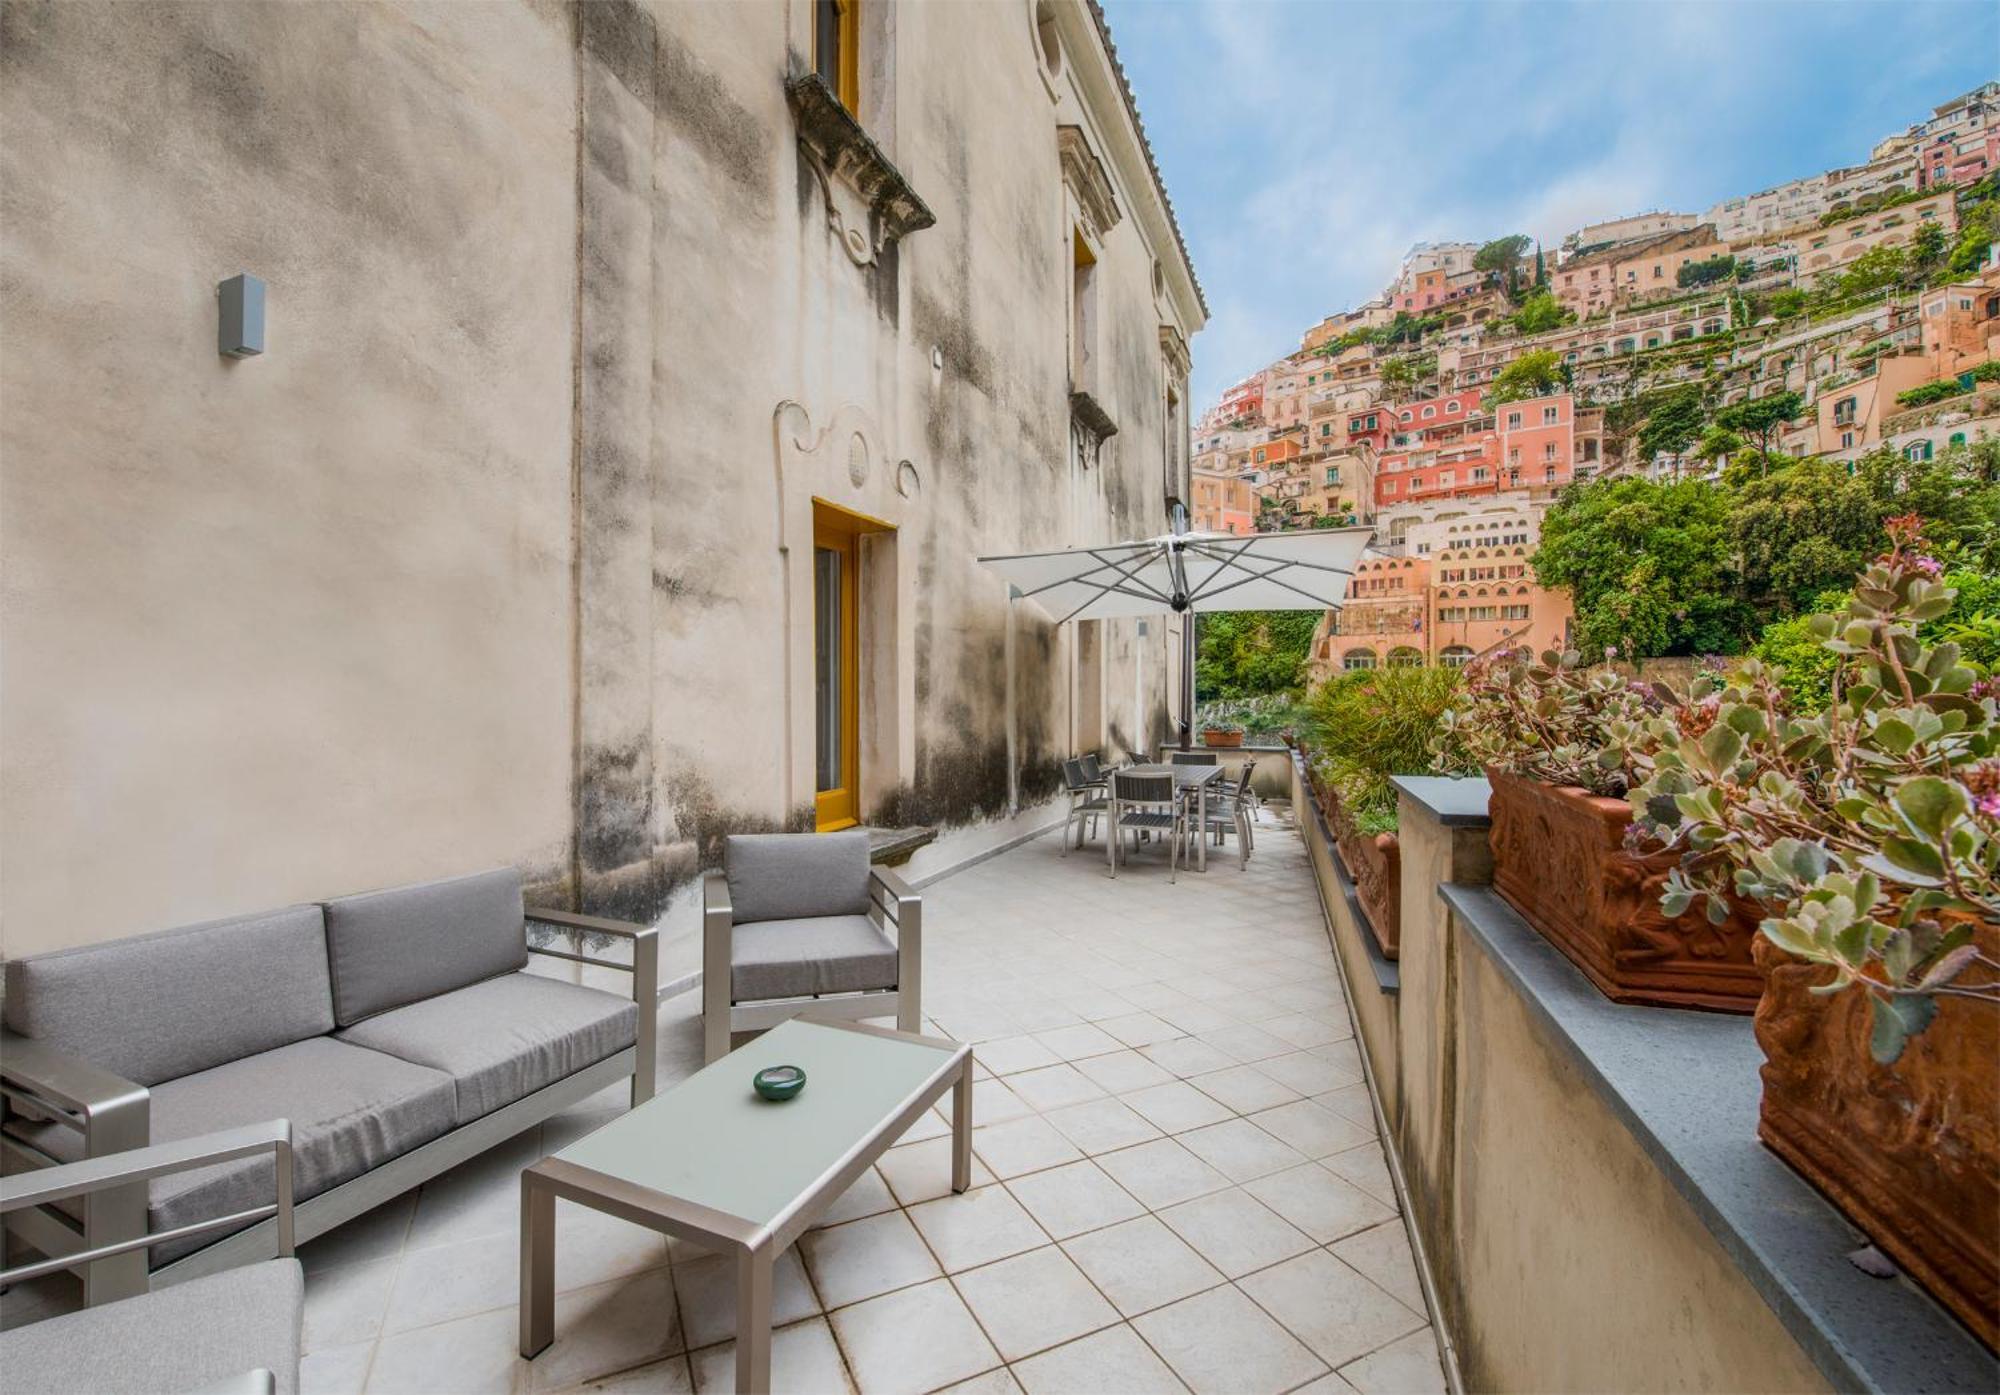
[702, 867, 922, 1064]
[2, 907, 656, 1305]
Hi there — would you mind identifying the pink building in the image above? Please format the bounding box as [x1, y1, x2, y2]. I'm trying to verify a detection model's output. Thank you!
[1494, 393, 1578, 491]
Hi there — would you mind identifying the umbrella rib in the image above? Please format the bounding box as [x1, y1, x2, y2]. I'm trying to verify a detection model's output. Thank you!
[977, 539, 1158, 564]
[1184, 543, 1354, 608]
[1186, 539, 1360, 581]
[1018, 547, 1170, 605]
[1047, 548, 1175, 624]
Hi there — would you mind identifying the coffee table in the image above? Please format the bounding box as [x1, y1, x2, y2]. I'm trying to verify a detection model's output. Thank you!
[518, 1015, 973, 1393]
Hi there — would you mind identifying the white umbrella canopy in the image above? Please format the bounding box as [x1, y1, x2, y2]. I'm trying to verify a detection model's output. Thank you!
[980, 524, 1375, 623]
[979, 514, 1374, 749]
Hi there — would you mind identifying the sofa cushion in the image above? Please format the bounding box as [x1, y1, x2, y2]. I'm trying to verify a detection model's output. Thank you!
[725, 831, 873, 924]
[1, 906, 334, 1086]
[323, 867, 527, 1027]
[730, 914, 898, 1003]
[0, 1257, 302, 1395]
[4, 1038, 455, 1266]
[336, 971, 638, 1125]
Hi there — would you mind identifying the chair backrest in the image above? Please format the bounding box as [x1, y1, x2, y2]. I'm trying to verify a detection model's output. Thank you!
[1080, 753, 1105, 781]
[1169, 751, 1218, 766]
[725, 830, 872, 923]
[1112, 770, 1176, 807]
[1235, 760, 1256, 798]
[1061, 757, 1092, 792]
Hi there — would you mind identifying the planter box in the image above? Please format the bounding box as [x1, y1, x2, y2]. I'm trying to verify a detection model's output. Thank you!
[1487, 769, 1762, 1013]
[1201, 729, 1244, 749]
[1303, 758, 1401, 959]
[1754, 928, 1998, 1351]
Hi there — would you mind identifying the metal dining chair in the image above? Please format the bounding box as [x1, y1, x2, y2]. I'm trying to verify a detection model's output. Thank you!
[1060, 757, 1110, 855]
[1107, 769, 1184, 881]
[1189, 761, 1257, 866]
[1168, 751, 1218, 766]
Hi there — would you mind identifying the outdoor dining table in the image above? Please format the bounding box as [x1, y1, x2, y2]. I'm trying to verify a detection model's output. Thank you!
[1118, 762, 1226, 873]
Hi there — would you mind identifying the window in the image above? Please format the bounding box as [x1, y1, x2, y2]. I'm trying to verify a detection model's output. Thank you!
[1502, 604, 1530, 621]
[1841, 430, 1854, 449]
[1506, 411, 1522, 428]
[1542, 406, 1558, 425]
[1508, 448, 1520, 465]
[1950, 432, 1967, 447]
[1422, 405, 1436, 419]
[1472, 467, 1488, 481]
[1545, 466, 1557, 483]
[1343, 649, 1378, 671]
[1440, 645, 1475, 668]
[815, 0, 861, 112]
[1906, 439, 1933, 462]
[1544, 442, 1558, 461]
[1834, 396, 1857, 425]
[1388, 648, 1423, 668]
[1070, 230, 1097, 393]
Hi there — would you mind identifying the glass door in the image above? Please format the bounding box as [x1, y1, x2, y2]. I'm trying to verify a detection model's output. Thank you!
[813, 511, 860, 830]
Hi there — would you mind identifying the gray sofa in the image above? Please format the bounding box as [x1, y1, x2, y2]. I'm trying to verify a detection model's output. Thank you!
[0, 868, 657, 1306]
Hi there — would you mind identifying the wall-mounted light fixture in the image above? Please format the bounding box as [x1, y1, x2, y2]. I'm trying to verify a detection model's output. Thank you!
[218, 274, 265, 358]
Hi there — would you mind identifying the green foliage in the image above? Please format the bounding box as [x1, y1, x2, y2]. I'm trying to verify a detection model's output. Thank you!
[1633, 519, 2000, 1060]
[1438, 649, 1656, 795]
[1971, 361, 2000, 384]
[1676, 254, 1737, 288]
[1897, 378, 1967, 408]
[1635, 385, 1706, 460]
[1194, 611, 1319, 701]
[1473, 235, 1531, 277]
[1306, 666, 1474, 834]
[1817, 184, 1939, 227]
[1534, 477, 1747, 659]
[1768, 288, 1808, 320]
[1194, 694, 1309, 741]
[1507, 291, 1574, 336]
[1808, 243, 1910, 308]
[1750, 588, 1851, 710]
[1714, 390, 1802, 454]
[1484, 350, 1565, 406]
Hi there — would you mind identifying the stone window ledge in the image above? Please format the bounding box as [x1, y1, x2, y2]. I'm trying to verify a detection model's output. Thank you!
[785, 72, 934, 268]
[1438, 882, 1996, 1393]
[1069, 389, 1119, 444]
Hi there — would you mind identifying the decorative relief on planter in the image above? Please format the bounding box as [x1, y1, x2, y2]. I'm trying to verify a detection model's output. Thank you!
[786, 73, 935, 268]
[1487, 770, 1762, 1012]
[1754, 928, 1997, 1351]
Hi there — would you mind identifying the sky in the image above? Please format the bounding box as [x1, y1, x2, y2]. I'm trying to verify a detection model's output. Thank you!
[1099, 0, 2000, 412]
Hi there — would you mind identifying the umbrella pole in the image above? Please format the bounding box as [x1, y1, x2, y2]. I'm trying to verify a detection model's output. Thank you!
[1179, 609, 1194, 751]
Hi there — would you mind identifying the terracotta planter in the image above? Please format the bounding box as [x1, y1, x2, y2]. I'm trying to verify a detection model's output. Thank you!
[1201, 729, 1244, 749]
[1486, 769, 1762, 1013]
[1754, 927, 1998, 1350]
[1328, 795, 1401, 960]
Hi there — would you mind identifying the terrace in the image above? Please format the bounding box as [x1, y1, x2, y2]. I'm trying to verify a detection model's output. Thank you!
[3, 809, 1447, 1395]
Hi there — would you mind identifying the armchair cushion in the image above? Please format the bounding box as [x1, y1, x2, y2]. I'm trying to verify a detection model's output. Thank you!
[724, 831, 872, 924]
[1, 906, 334, 1086]
[0, 1256, 302, 1395]
[5, 1038, 454, 1266]
[729, 914, 898, 1003]
[323, 868, 527, 1027]
[336, 971, 638, 1125]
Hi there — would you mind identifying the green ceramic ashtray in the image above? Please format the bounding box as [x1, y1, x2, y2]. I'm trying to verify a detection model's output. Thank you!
[754, 1064, 807, 1102]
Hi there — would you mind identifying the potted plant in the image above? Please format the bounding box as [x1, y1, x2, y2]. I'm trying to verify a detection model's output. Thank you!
[1201, 721, 1245, 749]
[1441, 649, 1767, 1012]
[1633, 517, 1998, 1346]
[1305, 665, 1472, 959]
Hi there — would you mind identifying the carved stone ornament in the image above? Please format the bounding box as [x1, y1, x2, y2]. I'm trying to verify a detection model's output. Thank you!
[1069, 389, 1119, 446]
[786, 73, 936, 268]
[1159, 324, 1192, 382]
[1057, 124, 1121, 243]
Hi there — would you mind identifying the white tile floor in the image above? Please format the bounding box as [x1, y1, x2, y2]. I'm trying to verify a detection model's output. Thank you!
[34, 807, 1452, 1395]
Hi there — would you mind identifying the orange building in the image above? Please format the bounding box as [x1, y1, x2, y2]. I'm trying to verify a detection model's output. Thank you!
[1190, 464, 1256, 536]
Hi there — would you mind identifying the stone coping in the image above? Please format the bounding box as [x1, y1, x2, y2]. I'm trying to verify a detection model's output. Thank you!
[1390, 775, 1491, 827]
[1299, 775, 1397, 996]
[1438, 882, 1998, 1394]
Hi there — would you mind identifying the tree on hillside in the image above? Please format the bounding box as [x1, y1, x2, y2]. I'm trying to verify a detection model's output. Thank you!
[1485, 349, 1565, 406]
[1474, 235, 1531, 282]
[1676, 254, 1737, 288]
[1508, 291, 1574, 335]
[1690, 424, 1745, 471]
[1634, 385, 1706, 461]
[1379, 352, 1436, 401]
[1533, 477, 1746, 658]
[1727, 456, 1888, 614]
[1910, 221, 1950, 283]
[1714, 390, 1802, 463]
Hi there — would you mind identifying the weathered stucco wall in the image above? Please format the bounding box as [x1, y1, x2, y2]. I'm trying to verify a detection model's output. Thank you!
[0, 0, 1201, 953]
[1, 1, 580, 955]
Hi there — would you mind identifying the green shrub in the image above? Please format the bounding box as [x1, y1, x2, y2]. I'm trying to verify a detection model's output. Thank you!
[1896, 379, 1967, 409]
[1750, 589, 1850, 710]
[1304, 666, 1475, 832]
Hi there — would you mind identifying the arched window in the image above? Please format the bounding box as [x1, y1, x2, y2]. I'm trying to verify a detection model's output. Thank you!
[1949, 432, 1967, 447]
[1905, 439, 1933, 463]
[1387, 647, 1423, 668]
[1440, 645, 1475, 668]
[1343, 648, 1379, 671]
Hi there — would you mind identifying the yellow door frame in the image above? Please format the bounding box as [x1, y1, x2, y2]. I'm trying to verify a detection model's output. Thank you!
[812, 499, 893, 831]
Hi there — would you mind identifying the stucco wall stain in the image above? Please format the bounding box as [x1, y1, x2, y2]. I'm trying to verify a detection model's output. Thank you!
[653, 20, 769, 199]
[579, 0, 656, 114]
[662, 768, 812, 871]
[576, 738, 654, 872]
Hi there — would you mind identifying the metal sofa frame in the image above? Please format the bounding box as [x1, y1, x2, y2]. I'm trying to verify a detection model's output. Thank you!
[0, 908, 656, 1306]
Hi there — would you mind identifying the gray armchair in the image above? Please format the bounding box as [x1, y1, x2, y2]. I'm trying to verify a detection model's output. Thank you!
[702, 832, 921, 1063]
[0, 1119, 302, 1395]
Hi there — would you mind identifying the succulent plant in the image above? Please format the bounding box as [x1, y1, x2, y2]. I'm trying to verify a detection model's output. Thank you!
[1634, 516, 2000, 1062]
[1438, 647, 1657, 796]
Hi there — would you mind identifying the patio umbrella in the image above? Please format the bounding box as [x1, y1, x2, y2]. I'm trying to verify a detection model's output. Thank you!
[979, 503, 1373, 749]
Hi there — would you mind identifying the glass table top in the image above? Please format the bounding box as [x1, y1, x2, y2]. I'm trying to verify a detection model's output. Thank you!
[552, 1018, 960, 1228]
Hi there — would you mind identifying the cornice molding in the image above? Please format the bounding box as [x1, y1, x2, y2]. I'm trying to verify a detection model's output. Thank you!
[1058, 124, 1122, 244]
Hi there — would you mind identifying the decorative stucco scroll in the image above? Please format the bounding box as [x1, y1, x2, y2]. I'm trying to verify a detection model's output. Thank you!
[786, 73, 936, 268]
